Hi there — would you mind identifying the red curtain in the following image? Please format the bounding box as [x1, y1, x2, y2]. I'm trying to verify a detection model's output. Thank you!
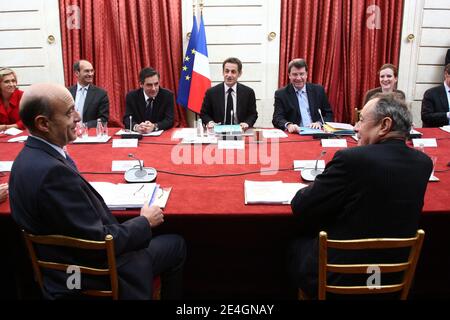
[59, 0, 187, 127]
[279, 0, 404, 123]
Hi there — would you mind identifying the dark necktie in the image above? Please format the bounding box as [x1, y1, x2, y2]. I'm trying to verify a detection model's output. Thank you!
[65, 152, 78, 171]
[145, 98, 154, 121]
[225, 88, 233, 125]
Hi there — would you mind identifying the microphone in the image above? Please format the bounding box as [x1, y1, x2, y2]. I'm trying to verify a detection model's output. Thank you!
[124, 153, 157, 183]
[128, 153, 146, 177]
[301, 150, 327, 181]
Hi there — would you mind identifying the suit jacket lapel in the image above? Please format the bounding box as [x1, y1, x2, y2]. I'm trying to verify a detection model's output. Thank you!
[218, 83, 226, 122]
[138, 89, 147, 120]
[83, 86, 94, 119]
[69, 86, 76, 99]
[287, 85, 300, 121]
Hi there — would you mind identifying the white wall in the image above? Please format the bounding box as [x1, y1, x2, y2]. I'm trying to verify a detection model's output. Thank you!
[398, 0, 450, 127]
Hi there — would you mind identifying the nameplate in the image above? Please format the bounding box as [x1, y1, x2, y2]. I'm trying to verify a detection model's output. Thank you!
[293, 160, 325, 171]
[218, 140, 245, 150]
[412, 138, 437, 148]
[112, 139, 138, 148]
[111, 160, 143, 172]
[0, 161, 13, 172]
[321, 139, 347, 148]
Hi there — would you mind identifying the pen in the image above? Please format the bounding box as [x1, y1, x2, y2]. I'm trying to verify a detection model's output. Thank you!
[133, 184, 144, 196]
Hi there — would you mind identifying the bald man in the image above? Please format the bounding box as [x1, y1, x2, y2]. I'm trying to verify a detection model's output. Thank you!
[9, 83, 186, 300]
[68, 60, 109, 128]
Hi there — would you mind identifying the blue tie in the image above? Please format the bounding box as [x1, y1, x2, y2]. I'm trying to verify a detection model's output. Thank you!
[297, 90, 311, 127]
[65, 153, 78, 171]
[76, 87, 87, 121]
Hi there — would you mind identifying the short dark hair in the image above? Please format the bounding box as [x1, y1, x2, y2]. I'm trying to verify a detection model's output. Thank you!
[372, 93, 412, 136]
[19, 95, 54, 132]
[73, 60, 81, 72]
[379, 63, 398, 77]
[222, 57, 242, 73]
[288, 59, 308, 73]
[139, 67, 159, 83]
[445, 63, 450, 75]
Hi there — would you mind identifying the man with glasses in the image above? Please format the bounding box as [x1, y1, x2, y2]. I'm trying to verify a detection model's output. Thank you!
[287, 93, 432, 299]
[272, 58, 333, 133]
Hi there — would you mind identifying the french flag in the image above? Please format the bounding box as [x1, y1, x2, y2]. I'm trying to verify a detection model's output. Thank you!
[187, 14, 211, 114]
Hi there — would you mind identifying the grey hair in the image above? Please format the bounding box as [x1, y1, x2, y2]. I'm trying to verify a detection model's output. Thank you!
[372, 93, 412, 136]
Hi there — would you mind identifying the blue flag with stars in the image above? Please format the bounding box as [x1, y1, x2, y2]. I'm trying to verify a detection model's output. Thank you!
[177, 15, 198, 108]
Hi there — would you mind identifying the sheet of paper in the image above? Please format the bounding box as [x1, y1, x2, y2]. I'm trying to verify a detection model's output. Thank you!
[172, 128, 197, 139]
[293, 160, 325, 171]
[73, 135, 111, 144]
[8, 136, 28, 143]
[321, 139, 347, 148]
[440, 125, 450, 133]
[0, 161, 14, 172]
[262, 129, 288, 138]
[181, 136, 218, 144]
[412, 138, 437, 147]
[3, 127, 23, 136]
[218, 140, 245, 150]
[244, 180, 286, 204]
[112, 138, 138, 148]
[111, 160, 143, 172]
[89, 182, 157, 208]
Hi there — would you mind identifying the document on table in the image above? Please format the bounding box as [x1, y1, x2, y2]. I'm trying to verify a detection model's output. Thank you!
[111, 160, 143, 172]
[89, 182, 157, 209]
[0, 161, 14, 172]
[112, 138, 138, 148]
[244, 180, 308, 204]
[115, 129, 164, 136]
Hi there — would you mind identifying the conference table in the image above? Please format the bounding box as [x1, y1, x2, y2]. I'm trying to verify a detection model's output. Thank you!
[0, 127, 449, 299]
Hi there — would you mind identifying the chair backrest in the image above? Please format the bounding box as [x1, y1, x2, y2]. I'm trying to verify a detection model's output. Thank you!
[318, 229, 425, 300]
[22, 230, 119, 300]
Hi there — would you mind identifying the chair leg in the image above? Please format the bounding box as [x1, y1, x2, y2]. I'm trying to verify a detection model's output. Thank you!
[298, 288, 310, 300]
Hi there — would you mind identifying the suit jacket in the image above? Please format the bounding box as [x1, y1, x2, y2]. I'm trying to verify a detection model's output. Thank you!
[290, 139, 432, 297]
[446, 49, 450, 65]
[272, 83, 333, 130]
[421, 84, 449, 127]
[123, 87, 174, 130]
[363, 87, 406, 105]
[68, 85, 109, 128]
[200, 82, 258, 126]
[9, 137, 155, 299]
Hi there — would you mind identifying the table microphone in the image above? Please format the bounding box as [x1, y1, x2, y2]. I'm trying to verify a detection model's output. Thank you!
[124, 153, 157, 183]
[301, 150, 327, 181]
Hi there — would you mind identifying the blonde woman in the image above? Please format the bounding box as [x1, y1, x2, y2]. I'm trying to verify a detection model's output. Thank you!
[0, 67, 24, 131]
[363, 64, 405, 105]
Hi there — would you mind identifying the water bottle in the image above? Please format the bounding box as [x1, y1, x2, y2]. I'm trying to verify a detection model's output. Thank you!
[197, 118, 204, 137]
[96, 118, 103, 137]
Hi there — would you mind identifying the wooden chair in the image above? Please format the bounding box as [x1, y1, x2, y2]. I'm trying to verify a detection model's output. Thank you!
[22, 231, 119, 299]
[299, 229, 425, 300]
[316, 229, 425, 300]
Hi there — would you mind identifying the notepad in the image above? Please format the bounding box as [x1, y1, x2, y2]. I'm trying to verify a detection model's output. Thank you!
[89, 182, 157, 209]
[244, 180, 308, 204]
[323, 122, 355, 135]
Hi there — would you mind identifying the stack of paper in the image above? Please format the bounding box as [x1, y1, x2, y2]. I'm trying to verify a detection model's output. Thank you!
[1, 127, 23, 136]
[244, 180, 308, 204]
[115, 129, 163, 137]
[214, 125, 242, 135]
[323, 122, 355, 135]
[90, 182, 157, 209]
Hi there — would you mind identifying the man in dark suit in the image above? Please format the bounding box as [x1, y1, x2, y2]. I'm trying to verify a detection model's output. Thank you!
[123, 67, 174, 133]
[288, 93, 432, 298]
[68, 60, 109, 128]
[10, 83, 186, 299]
[273, 59, 333, 133]
[421, 63, 450, 127]
[200, 57, 257, 131]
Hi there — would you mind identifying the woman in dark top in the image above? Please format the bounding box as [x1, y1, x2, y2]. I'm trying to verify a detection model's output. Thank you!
[363, 64, 405, 105]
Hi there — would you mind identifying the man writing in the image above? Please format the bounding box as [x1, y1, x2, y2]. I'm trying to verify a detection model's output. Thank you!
[287, 93, 432, 298]
[10, 83, 186, 299]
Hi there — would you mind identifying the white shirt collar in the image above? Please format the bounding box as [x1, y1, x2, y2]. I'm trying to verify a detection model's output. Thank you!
[29, 135, 67, 159]
[76, 83, 90, 91]
[293, 84, 307, 94]
[224, 83, 237, 94]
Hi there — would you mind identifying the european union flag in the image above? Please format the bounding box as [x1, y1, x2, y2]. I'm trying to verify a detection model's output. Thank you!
[176, 15, 198, 108]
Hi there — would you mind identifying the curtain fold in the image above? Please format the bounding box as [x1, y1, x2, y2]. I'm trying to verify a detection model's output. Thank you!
[59, 0, 187, 127]
[279, 0, 404, 123]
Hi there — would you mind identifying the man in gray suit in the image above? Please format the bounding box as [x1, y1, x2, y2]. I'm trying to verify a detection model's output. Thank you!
[68, 60, 109, 128]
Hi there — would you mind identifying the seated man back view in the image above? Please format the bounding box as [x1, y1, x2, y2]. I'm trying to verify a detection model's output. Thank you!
[288, 93, 433, 299]
[9, 83, 186, 300]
